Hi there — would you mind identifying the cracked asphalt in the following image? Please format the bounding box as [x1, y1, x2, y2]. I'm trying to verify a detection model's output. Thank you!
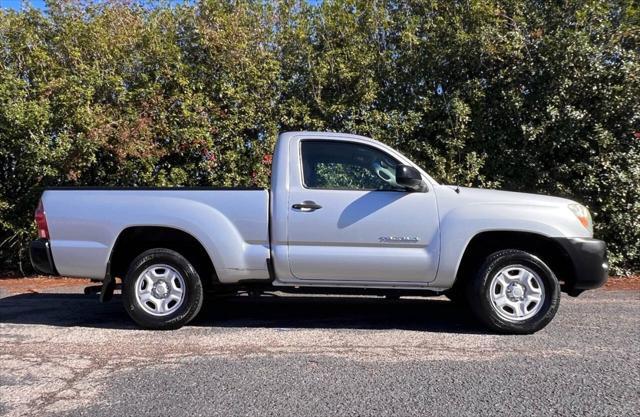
[0, 280, 638, 417]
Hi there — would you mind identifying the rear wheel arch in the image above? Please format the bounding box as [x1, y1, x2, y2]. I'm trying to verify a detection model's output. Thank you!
[108, 226, 218, 288]
[452, 231, 576, 294]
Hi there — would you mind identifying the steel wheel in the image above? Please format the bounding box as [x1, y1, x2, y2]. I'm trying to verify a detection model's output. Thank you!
[488, 265, 545, 322]
[134, 264, 186, 317]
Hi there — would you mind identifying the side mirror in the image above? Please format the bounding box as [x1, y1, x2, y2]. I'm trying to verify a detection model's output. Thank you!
[396, 165, 426, 192]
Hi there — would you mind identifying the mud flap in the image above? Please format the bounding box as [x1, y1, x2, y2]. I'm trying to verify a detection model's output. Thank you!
[99, 275, 116, 303]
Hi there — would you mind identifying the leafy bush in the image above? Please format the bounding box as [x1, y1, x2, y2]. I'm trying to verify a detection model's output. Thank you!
[0, 0, 638, 274]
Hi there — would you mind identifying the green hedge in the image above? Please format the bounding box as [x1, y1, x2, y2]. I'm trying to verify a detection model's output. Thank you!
[1, 0, 638, 274]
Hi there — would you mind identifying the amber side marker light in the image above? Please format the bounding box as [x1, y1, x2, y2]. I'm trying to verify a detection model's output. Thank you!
[568, 203, 593, 234]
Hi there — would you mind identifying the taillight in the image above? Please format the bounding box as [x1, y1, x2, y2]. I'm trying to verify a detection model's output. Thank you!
[35, 199, 50, 239]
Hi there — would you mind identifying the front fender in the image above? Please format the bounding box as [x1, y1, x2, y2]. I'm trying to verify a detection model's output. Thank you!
[432, 202, 590, 289]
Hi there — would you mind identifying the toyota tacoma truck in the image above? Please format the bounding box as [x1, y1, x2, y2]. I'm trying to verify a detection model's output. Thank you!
[29, 132, 608, 333]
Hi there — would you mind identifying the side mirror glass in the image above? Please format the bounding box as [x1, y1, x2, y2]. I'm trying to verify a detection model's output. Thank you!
[395, 165, 426, 192]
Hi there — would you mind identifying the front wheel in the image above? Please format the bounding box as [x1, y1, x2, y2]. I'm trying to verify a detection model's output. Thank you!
[122, 248, 203, 330]
[467, 249, 560, 334]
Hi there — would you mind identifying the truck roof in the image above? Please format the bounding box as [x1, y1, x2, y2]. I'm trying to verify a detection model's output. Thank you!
[279, 131, 377, 144]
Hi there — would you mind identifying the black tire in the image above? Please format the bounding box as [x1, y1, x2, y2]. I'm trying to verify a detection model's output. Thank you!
[122, 248, 204, 330]
[466, 249, 560, 334]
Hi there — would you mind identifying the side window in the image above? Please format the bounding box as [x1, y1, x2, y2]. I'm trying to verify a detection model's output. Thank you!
[301, 140, 404, 191]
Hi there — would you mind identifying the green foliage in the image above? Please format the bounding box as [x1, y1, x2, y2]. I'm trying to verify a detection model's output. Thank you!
[0, 0, 638, 274]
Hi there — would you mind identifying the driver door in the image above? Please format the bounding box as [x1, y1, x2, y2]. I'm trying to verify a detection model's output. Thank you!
[286, 139, 440, 284]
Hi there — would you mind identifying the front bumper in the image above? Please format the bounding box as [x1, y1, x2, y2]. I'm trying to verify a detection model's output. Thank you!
[29, 239, 58, 275]
[554, 237, 608, 292]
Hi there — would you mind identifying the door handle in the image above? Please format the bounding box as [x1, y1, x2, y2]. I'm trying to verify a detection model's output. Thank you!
[292, 201, 322, 211]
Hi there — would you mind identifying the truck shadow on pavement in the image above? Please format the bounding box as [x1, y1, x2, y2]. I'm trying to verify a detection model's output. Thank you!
[0, 293, 484, 333]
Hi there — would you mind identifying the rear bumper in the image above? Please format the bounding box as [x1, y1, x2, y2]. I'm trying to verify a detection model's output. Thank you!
[554, 237, 608, 292]
[30, 239, 58, 275]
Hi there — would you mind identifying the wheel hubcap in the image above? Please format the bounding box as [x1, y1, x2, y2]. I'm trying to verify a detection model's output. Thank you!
[489, 265, 545, 322]
[506, 282, 525, 301]
[134, 264, 186, 317]
[152, 280, 170, 298]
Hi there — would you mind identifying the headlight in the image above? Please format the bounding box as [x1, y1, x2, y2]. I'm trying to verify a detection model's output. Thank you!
[568, 203, 593, 234]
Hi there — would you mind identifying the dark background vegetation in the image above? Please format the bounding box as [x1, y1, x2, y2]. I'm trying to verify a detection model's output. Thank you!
[0, 0, 638, 274]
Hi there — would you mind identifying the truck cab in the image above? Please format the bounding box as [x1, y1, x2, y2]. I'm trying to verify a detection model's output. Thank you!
[271, 132, 440, 286]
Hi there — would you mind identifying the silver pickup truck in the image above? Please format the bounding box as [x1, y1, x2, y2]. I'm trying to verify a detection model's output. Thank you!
[30, 132, 608, 333]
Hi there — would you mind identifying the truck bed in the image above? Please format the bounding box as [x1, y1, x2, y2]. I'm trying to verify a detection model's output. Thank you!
[42, 188, 271, 282]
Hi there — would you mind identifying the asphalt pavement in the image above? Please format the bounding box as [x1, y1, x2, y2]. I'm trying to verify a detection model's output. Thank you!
[0, 282, 638, 417]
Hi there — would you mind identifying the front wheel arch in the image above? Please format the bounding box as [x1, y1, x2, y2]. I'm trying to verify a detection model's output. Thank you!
[452, 231, 576, 295]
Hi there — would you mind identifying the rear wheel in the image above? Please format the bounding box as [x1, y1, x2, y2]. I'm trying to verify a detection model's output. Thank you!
[467, 249, 560, 334]
[122, 248, 203, 330]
